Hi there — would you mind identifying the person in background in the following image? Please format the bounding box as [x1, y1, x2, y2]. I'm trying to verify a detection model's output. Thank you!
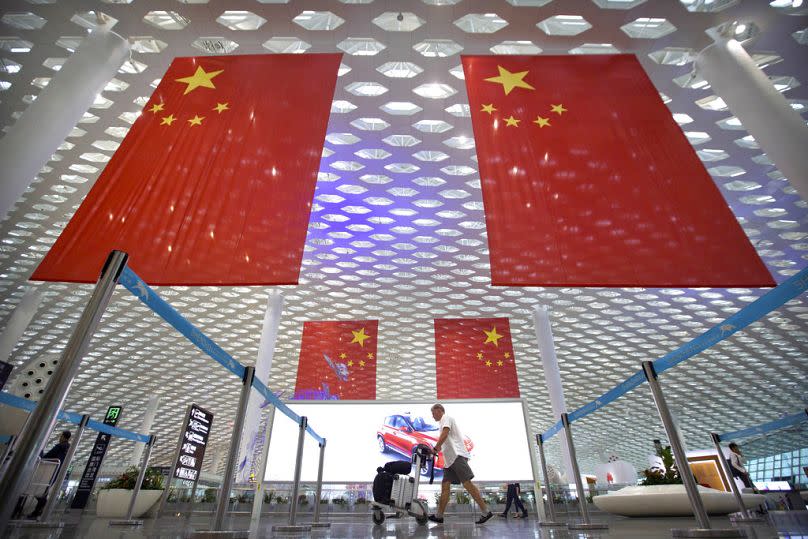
[428, 403, 494, 525]
[27, 430, 72, 519]
[499, 482, 528, 519]
[727, 442, 755, 490]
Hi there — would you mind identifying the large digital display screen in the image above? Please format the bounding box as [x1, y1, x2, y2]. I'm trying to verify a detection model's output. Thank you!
[264, 401, 535, 483]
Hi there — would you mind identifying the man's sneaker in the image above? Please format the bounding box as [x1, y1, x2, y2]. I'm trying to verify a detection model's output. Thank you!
[476, 511, 494, 524]
[428, 514, 444, 523]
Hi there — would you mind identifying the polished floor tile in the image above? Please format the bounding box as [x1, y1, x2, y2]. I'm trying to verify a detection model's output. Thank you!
[3, 511, 806, 538]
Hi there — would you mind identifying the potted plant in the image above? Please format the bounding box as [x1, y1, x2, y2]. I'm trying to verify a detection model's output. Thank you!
[332, 496, 347, 511]
[454, 490, 471, 513]
[274, 494, 290, 513]
[96, 466, 164, 518]
[640, 445, 682, 486]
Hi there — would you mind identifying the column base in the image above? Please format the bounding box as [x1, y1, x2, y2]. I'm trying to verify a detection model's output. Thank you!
[568, 522, 609, 530]
[9, 520, 64, 528]
[191, 531, 249, 539]
[109, 519, 143, 526]
[311, 522, 332, 528]
[672, 528, 745, 538]
[731, 516, 766, 523]
[539, 521, 567, 527]
[272, 524, 312, 532]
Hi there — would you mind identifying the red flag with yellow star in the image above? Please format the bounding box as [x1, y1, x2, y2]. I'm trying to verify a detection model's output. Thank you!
[31, 54, 342, 286]
[462, 55, 773, 288]
[434, 318, 520, 399]
[293, 320, 378, 400]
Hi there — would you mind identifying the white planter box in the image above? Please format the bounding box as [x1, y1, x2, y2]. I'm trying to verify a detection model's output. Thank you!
[96, 489, 163, 518]
[593, 484, 766, 517]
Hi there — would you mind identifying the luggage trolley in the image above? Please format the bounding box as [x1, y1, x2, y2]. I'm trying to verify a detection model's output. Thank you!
[371, 443, 434, 525]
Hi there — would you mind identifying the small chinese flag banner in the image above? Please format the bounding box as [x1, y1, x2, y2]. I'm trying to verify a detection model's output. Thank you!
[32, 54, 342, 286]
[294, 320, 378, 400]
[434, 317, 520, 399]
[461, 54, 774, 288]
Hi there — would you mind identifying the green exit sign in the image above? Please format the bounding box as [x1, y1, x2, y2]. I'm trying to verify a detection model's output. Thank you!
[105, 406, 123, 425]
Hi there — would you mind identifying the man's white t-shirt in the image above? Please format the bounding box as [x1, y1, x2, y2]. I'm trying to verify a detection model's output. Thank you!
[439, 414, 470, 468]
[729, 452, 747, 474]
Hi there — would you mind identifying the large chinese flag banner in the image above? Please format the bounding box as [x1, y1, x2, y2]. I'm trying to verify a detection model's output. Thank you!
[461, 55, 774, 288]
[293, 320, 378, 400]
[434, 318, 520, 399]
[31, 54, 342, 286]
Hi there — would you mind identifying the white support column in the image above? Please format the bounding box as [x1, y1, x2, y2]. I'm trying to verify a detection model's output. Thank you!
[696, 37, 808, 203]
[0, 288, 43, 364]
[129, 396, 160, 466]
[533, 305, 575, 483]
[210, 444, 225, 475]
[0, 26, 130, 221]
[235, 291, 284, 484]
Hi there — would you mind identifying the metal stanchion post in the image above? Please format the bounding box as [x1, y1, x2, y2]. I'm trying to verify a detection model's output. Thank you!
[0, 250, 128, 531]
[110, 434, 156, 526]
[39, 415, 90, 524]
[248, 406, 275, 538]
[535, 434, 565, 527]
[0, 435, 16, 482]
[158, 404, 193, 517]
[561, 413, 607, 530]
[710, 433, 762, 523]
[212, 366, 255, 532]
[187, 476, 200, 519]
[311, 438, 330, 529]
[272, 416, 311, 533]
[642, 361, 743, 538]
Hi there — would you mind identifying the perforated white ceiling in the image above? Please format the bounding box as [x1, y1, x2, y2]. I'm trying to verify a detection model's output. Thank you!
[0, 0, 806, 477]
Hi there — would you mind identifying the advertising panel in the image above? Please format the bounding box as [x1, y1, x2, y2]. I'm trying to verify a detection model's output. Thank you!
[264, 401, 534, 483]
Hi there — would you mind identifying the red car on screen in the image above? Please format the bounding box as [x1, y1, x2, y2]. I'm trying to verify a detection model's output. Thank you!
[377, 414, 474, 471]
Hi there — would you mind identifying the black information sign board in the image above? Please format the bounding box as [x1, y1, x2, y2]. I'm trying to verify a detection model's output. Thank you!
[0, 360, 12, 391]
[173, 404, 213, 482]
[70, 405, 122, 509]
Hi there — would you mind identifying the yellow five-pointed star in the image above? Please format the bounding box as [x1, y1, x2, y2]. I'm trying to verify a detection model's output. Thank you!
[485, 65, 535, 95]
[504, 115, 520, 127]
[483, 327, 503, 346]
[485, 360, 493, 367]
[477, 352, 483, 360]
[339, 352, 347, 359]
[481, 103, 497, 114]
[175, 66, 224, 95]
[367, 352, 374, 359]
[351, 327, 370, 347]
[533, 116, 551, 128]
[213, 102, 229, 113]
[504, 351, 511, 359]
[359, 360, 366, 368]
[188, 115, 204, 127]
[551, 103, 567, 115]
[347, 360, 354, 367]
[149, 102, 165, 113]
[160, 114, 176, 126]
[497, 360, 504, 367]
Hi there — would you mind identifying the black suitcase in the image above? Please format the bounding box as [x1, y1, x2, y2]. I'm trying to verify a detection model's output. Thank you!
[384, 461, 412, 475]
[373, 468, 395, 504]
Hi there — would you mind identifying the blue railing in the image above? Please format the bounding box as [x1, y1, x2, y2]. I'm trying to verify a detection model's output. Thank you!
[542, 266, 808, 441]
[0, 391, 150, 443]
[718, 410, 808, 442]
[118, 266, 323, 444]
